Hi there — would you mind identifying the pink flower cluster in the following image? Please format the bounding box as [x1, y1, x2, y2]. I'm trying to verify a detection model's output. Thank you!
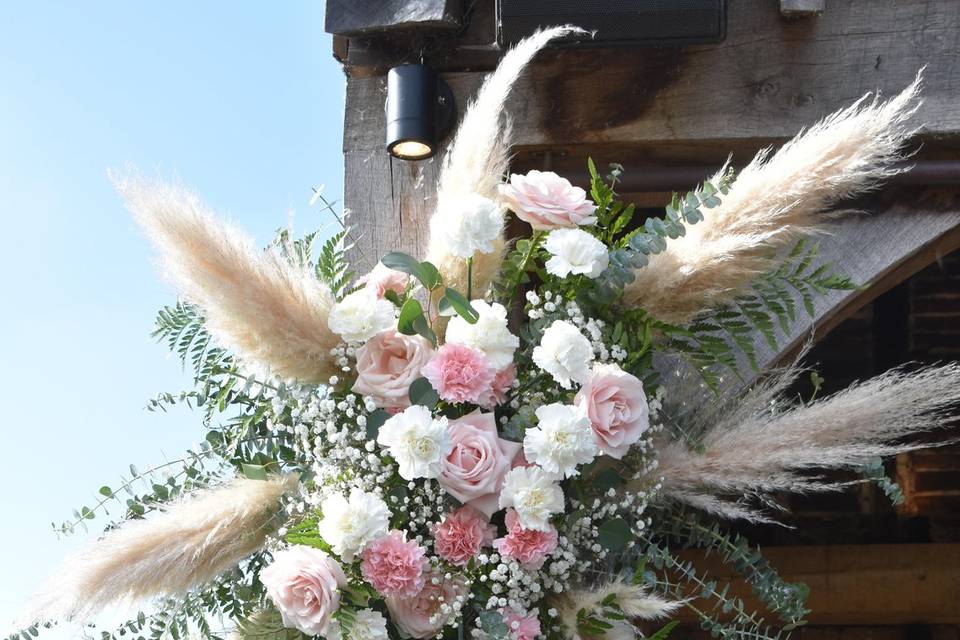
[493, 509, 558, 569]
[422, 344, 516, 408]
[360, 530, 429, 598]
[431, 505, 495, 566]
[386, 572, 466, 639]
[499, 170, 597, 230]
[502, 608, 541, 640]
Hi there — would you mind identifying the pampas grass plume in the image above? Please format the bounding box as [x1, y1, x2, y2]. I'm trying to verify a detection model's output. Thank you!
[18, 475, 297, 626]
[624, 73, 922, 324]
[427, 26, 585, 300]
[115, 174, 340, 383]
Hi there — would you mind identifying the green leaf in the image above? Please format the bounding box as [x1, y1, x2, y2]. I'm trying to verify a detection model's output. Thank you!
[409, 377, 440, 408]
[647, 621, 680, 640]
[397, 298, 426, 336]
[366, 409, 390, 440]
[381, 252, 441, 289]
[99, 486, 113, 497]
[440, 288, 479, 324]
[597, 517, 632, 551]
[241, 463, 268, 481]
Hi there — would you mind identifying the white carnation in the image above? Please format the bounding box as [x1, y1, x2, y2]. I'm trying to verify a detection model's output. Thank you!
[445, 299, 519, 369]
[318, 489, 390, 561]
[376, 405, 453, 480]
[498, 465, 565, 531]
[327, 289, 395, 343]
[544, 228, 609, 279]
[524, 403, 598, 478]
[532, 320, 594, 389]
[433, 193, 504, 259]
[325, 609, 389, 640]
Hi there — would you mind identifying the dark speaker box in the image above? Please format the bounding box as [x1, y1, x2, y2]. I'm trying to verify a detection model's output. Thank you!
[498, 0, 726, 47]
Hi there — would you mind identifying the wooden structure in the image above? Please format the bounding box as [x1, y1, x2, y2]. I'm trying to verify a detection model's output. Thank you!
[330, 0, 960, 636]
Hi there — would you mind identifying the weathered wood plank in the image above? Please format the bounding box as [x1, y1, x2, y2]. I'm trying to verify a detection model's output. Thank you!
[674, 543, 960, 625]
[325, 0, 461, 36]
[781, 0, 827, 16]
[345, 0, 960, 152]
[757, 204, 960, 372]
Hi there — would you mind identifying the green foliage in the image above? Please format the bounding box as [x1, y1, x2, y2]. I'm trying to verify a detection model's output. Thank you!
[665, 239, 857, 388]
[655, 512, 809, 627]
[235, 606, 310, 640]
[153, 301, 233, 383]
[316, 229, 357, 301]
[861, 457, 905, 505]
[494, 233, 546, 304]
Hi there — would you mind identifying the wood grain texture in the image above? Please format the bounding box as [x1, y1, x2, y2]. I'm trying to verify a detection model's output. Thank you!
[780, 0, 827, 15]
[345, 0, 960, 151]
[325, 0, 461, 36]
[675, 543, 960, 625]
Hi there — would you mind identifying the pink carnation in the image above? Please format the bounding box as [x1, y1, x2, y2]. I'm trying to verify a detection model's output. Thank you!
[358, 263, 409, 299]
[431, 505, 495, 567]
[360, 530, 429, 598]
[499, 170, 597, 231]
[493, 509, 558, 569]
[422, 343, 496, 405]
[479, 364, 516, 409]
[502, 608, 541, 640]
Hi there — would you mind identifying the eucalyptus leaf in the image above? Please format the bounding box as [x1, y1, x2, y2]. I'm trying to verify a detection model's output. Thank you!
[409, 377, 440, 408]
[397, 298, 426, 336]
[441, 288, 479, 324]
[241, 463, 268, 481]
[365, 409, 390, 440]
[597, 517, 632, 551]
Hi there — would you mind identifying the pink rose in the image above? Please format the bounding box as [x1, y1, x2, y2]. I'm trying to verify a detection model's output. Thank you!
[260, 545, 347, 636]
[499, 170, 597, 231]
[502, 608, 541, 640]
[353, 329, 435, 411]
[439, 411, 522, 516]
[493, 509, 558, 569]
[360, 530, 429, 598]
[422, 343, 496, 405]
[574, 363, 649, 459]
[358, 263, 409, 299]
[386, 572, 466, 639]
[431, 505, 495, 567]
[479, 364, 516, 409]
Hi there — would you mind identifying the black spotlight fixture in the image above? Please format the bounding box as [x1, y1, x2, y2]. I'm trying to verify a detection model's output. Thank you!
[386, 64, 455, 161]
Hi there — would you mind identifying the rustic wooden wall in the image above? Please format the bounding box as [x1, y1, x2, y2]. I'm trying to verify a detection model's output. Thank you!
[334, 0, 960, 634]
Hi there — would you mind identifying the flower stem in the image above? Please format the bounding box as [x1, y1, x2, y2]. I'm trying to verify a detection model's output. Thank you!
[466, 256, 474, 300]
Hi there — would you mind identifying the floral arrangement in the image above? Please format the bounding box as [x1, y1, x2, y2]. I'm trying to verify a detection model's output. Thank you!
[12, 26, 959, 640]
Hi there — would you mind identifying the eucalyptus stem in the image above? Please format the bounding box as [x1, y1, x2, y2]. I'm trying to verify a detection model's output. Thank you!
[466, 256, 474, 300]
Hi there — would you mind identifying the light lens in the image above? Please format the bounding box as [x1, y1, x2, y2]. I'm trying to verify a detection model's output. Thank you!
[390, 140, 434, 160]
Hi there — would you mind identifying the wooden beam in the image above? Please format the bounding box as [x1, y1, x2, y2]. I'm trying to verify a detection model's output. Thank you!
[325, 0, 461, 36]
[674, 544, 960, 625]
[345, 0, 960, 153]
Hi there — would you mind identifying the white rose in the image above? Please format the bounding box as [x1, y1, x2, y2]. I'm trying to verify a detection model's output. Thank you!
[524, 403, 598, 478]
[377, 405, 453, 480]
[445, 300, 519, 369]
[318, 489, 390, 561]
[327, 289, 395, 343]
[532, 320, 594, 389]
[498, 465, 565, 531]
[433, 193, 504, 259]
[325, 609, 389, 640]
[544, 228, 609, 279]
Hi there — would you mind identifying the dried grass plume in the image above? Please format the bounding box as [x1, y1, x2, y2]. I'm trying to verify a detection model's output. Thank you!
[624, 73, 923, 325]
[655, 362, 960, 522]
[552, 580, 681, 640]
[427, 26, 585, 299]
[18, 475, 298, 626]
[115, 175, 340, 382]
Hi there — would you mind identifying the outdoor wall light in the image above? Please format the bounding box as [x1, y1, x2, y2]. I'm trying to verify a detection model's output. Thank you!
[386, 64, 455, 161]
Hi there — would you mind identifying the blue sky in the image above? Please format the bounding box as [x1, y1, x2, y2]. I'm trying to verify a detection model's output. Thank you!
[0, 2, 344, 630]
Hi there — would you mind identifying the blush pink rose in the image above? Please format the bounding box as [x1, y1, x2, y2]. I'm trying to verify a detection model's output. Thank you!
[574, 363, 649, 459]
[353, 329, 434, 411]
[479, 364, 516, 409]
[358, 263, 409, 299]
[360, 530, 429, 598]
[422, 343, 496, 405]
[431, 505, 495, 567]
[386, 572, 467, 639]
[502, 608, 541, 640]
[260, 545, 347, 636]
[439, 411, 522, 516]
[499, 170, 597, 231]
[493, 509, 558, 569]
